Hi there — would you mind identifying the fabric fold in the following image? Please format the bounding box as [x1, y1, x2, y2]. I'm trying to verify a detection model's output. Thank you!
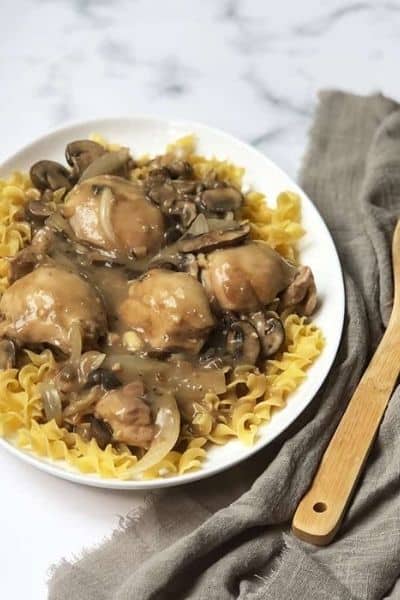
[49, 92, 400, 600]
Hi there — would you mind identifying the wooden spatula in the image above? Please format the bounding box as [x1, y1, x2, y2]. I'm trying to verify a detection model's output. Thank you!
[292, 220, 400, 546]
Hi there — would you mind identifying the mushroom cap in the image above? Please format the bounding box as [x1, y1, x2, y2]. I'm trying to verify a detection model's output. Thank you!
[64, 175, 165, 257]
[119, 268, 215, 354]
[0, 265, 107, 354]
[30, 160, 72, 192]
[65, 140, 106, 178]
[201, 241, 296, 312]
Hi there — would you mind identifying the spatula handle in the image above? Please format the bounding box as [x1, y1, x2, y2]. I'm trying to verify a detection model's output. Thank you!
[292, 324, 400, 545]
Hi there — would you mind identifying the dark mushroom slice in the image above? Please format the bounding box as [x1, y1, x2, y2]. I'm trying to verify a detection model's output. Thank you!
[89, 417, 113, 449]
[147, 182, 177, 210]
[226, 320, 260, 365]
[78, 148, 131, 182]
[0, 339, 16, 369]
[177, 223, 250, 254]
[249, 311, 285, 358]
[26, 200, 55, 221]
[65, 140, 106, 179]
[172, 200, 198, 227]
[147, 155, 193, 179]
[165, 160, 193, 179]
[200, 187, 243, 214]
[30, 160, 72, 192]
[173, 180, 198, 196]
[86, 368, 122, 390]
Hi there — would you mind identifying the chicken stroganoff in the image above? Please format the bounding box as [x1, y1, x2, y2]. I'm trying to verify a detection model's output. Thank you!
[0, 135, 324, 479]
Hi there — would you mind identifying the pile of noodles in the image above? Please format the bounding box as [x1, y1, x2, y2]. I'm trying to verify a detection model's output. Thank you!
[0, 137, 324, 479]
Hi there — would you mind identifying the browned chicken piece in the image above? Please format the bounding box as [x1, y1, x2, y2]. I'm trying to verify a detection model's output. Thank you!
[95, 381, 155, 448]
[0, 265, 107, 354]
[201, 241, 296, 312]
[64, 175, 165, 257]
[279, 265, 317, 316]
[119, 268, 215, 354]
[9, 227, 54, 282]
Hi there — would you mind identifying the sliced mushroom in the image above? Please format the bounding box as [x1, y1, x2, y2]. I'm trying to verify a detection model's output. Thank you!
[226, 320, 260, 364]
[148, 155, 193, 179]
[182, 253, 199, 279]
[30, 160, 72, 192]
[26, 200, 55, 220]
[65, 140, 106, 178]
[172, 200, 197, 227]
[200, 187, 243, 213]
[173, 180, 198, 195]
[89, 417, 113, 449]
[249, 311, 285, 358]
[147, 182, 177, 209]
[0, 339, 16, 369]
[78, 148, 131, 182]
[86, 368, 122, 390]
[165, 160, 193, 179]
[177, 223, 250, 254]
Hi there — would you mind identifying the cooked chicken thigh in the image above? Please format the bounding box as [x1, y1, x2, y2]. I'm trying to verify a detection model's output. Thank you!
[201, 241, 296, 312]
[95, 381, 155, 448]
[0, 265, 106, 354]
[64, 175, 165, 257]
[119, 268, 215, 353]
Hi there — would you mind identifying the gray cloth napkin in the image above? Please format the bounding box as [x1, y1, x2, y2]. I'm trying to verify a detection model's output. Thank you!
[49, 92, 400, 600]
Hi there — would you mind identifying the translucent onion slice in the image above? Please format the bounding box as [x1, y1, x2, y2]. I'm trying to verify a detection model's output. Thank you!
[186, 213, 209, 236]
[68, 322, 82, 371]
[45, 211, 75, 238]
[103, 353, 227, 400]
[129, 391, 180, 476]
[98, 186, 117, 244]
[78, 351, 106, 383]
[39, 382, 63, 426]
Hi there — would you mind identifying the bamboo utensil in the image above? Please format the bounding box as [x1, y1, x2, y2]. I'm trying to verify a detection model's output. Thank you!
[292, 220, 400, 546]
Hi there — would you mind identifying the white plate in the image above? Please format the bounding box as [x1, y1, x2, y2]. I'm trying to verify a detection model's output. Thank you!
[0, 116, 344, 489]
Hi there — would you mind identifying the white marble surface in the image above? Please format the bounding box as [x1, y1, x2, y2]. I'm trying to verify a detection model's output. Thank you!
[1, 1, 400, 598]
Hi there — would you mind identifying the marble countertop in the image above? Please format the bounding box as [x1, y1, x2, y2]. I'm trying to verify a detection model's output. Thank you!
[1, 1, 399, 598]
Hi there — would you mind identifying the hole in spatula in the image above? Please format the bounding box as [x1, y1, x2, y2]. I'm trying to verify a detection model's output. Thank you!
[313, 502, 327, 513]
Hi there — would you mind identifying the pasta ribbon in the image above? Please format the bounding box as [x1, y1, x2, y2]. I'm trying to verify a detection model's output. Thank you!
[0, 140, 325, 480]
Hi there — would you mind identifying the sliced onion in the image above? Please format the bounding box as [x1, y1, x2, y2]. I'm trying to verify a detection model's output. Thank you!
[78, 351, 106, 383]
[98, 186, 117, 244]
[103, 353, 226, 402]
[45, 211, 75, 238]
[39, 382, 63, 426]
[103, 353, 169, 380]
[206, 218, 240, 231]
[63, 387, 100, 419]
[68, 322, 82, 371]
[186, 213, 209, 236]
[129, 391, 180, 476]
[168, 364, 227, 403]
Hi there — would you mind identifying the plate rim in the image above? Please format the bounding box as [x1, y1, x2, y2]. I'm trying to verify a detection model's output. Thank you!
[0, 115, 345, 489]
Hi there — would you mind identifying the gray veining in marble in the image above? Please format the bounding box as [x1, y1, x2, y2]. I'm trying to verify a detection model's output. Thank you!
[1, 2, 400, 598]
[0, 1, 399, 176]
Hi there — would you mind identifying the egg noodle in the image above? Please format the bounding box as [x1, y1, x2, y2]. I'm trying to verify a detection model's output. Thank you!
[0, 136, 324, 479]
